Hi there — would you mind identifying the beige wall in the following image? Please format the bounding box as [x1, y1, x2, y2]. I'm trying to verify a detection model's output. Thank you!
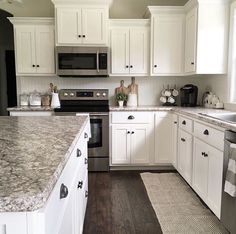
[0, 0, 188, 17]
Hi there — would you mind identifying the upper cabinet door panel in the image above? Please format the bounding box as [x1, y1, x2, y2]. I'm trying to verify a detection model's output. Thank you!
[82, 8, 107, 44]
[129, 28, 149, 75]
[57, 8, 81, 44]
[152, 14, 184, 75]
[184, 7, 197, 73]
[110, 28, 129, 74]
[15, 26, 36, 74]
[35, 25, 55, 74]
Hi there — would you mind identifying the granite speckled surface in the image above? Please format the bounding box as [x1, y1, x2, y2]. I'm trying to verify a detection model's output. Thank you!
[7, 106, 53, 111]
[0, 116, 88, 212]
[110, 106, 236, 131]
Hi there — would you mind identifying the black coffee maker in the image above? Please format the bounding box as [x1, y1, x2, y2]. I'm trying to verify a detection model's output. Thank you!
[180, 84, 198, 107]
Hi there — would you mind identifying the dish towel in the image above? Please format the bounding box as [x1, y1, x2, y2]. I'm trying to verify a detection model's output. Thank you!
[224, 144, 236, 197]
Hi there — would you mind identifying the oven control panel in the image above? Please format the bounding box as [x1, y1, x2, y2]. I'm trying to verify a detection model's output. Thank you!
[59, 89, 109, 101]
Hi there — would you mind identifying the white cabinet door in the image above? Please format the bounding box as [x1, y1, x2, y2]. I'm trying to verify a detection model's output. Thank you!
[185, 7, 198, 73]
[110, 28, 129, 74]
[35, 25, 55, 74]
[178, 129, 193, 184]
[130, 124, 150, 164]
[111, 125, 131, 164]
[57, 9, 81, 44]
[207, 146, 223, 218]
[15, 26, 36, 74]
[152, 14, 184, 75]
[155, 112, 174, 164]
[82, 8, 106, 44]
[129, 28, 149, 75]
[193, 138, 208, 200]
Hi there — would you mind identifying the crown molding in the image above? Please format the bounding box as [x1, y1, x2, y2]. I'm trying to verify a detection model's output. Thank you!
[8, 17, 54, 25]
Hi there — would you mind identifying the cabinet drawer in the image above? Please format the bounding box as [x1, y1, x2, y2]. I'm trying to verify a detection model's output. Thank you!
[179, 116, 193, 133]
[111, 112, 152, 124]
[194, 122, 224, 151]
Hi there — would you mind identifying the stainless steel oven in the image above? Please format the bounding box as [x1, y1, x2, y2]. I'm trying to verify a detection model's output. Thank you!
[56, 46, 109, 77]
[54, 89, 109, 171]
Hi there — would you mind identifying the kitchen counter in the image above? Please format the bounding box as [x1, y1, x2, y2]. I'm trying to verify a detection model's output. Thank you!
[110, 106, 236, 131]
[7, 106, 54, 111]
[0, 116, 89, 212]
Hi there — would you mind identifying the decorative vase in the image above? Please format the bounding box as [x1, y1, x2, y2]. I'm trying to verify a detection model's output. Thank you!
[118, 100, 124, 107]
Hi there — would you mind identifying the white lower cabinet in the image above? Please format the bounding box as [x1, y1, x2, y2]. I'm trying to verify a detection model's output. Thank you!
[193, 138, 223, 218]
[178, 129, 193, 185]
[111, 124, 151, 165]
[155, 112, 177, 164]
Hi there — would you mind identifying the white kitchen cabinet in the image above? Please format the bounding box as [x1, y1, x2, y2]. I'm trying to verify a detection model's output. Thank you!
[178, 129, 193, 185]
[56, 6, 108, 45]
[155, 112, 177, 164]
[111, 124, 151, 165]
[193, 138, 224, 218]
[184, 0, 229, 74]
[151, 12, 185, 75]
[110, 20, 149, 76]
[8, 18, 55, 76]
[185, 7, 197, 73]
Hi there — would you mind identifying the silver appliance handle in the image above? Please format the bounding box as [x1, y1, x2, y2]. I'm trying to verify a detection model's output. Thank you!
[230, 143, 236, 149]
[89, 113, 109, 117]
[96, 51, 99, 73]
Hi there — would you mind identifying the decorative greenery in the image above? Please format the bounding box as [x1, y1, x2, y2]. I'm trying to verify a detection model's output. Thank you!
[116, 92, 128, 102]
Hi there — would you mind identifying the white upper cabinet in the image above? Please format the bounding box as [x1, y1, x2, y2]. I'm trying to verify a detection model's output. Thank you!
[149, 9, 185, 76]
[110, 20, 150, 76]
[56, 6, 108, 45]
[8, 18, 55, 76]
[184, 0, 229, 74]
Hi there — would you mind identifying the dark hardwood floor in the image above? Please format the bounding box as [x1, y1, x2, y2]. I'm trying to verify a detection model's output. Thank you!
[83, 171, 163, 234]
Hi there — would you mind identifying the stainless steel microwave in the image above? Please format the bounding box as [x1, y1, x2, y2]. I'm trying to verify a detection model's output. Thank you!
[56, 46, 109, 77]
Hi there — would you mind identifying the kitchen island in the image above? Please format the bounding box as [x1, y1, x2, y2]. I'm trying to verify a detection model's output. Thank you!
[0, 116, 90, 234]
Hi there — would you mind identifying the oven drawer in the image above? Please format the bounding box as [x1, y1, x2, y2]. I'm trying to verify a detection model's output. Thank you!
[111, 112, 152, 124]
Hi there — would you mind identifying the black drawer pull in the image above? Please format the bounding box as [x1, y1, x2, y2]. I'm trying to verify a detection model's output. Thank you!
[37, 65, 40, 67]
[60, 183, 68, 199]
[204, 153, 208, 157]
[182, 120, 186, 125]
[191, 62, 195, 65]
[181, 138, 186, 142]
[127, 131, 130, 134]
[85, 190, 88, 198]
[174, 121, 178, 124]
[77, 181, 83, 189]
[131, 131, 134, 134]
[82, 35, 86, 38]
[128, 115, 135, 120]
[203, 129, 209, 135]
[85, 158, 88, 165]
[84, 132, 88, 139]
[77, 149, 82, 157]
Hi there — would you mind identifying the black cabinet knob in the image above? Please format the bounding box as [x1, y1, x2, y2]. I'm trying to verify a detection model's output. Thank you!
[131, 131, 134, 134]
[182, 120, 186, 125]
[32, 65, 35, 67]
[127, 131, 130, 134]
[77, 149, 82, 157]
[203, 129, 209, 135]
[84, 132, 88, 139]
[37, 65, 40, 67]
[126, 65, 129, 68]
[181, 138, 186, 142]
[128, 115, 135, 120]
[174, 121, 178, 124]
[78, 35, 81, 38]
[82, 35, 85, 38]
[154, 65, 157, 68]
[130, 65, 133, 68]
[60, 183, 68, 199]
[191, 62, 195, 65]
[77, 181, 83, 189]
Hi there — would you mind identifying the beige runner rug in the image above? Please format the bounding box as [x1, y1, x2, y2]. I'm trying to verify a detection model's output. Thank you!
[141, 173, 228, 234]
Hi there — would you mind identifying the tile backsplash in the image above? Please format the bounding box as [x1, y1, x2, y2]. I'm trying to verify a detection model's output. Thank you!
[17, 74, 228, 106]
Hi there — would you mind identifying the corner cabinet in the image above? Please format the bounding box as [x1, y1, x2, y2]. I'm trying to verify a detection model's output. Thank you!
[110, 20, 150, 76]
[184, 0, 229, 74]
[55, 6, 108, 45]
[8, 18, 55, 76]
[148, 7, 185, 76]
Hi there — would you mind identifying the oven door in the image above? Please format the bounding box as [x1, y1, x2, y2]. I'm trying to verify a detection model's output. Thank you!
[88, 114, 109, 158]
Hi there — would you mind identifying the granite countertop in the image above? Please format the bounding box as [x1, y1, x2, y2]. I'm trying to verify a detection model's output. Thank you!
[0, 116, 89, 212]
[110, 105, 236, 131]
[7, 106, 54, 111]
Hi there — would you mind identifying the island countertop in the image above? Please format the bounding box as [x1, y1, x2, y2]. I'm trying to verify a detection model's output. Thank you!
[0, 116, 89, 212]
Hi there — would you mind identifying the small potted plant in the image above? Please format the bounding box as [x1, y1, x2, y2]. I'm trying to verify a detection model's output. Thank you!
[116, 93, 128, 107]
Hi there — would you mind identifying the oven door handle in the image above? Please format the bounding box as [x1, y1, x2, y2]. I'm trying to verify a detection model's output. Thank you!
[97, 51, 99, 73]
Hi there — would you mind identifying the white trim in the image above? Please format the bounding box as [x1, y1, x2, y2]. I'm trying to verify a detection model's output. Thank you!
[8, 17, 54, 25]
[109, 19, 150, 28]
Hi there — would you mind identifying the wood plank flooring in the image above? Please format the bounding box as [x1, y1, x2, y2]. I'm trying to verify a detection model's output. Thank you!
[83, 171, 163, 234]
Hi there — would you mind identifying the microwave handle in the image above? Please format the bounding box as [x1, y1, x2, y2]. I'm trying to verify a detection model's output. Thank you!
[96, 51, 99, 73]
